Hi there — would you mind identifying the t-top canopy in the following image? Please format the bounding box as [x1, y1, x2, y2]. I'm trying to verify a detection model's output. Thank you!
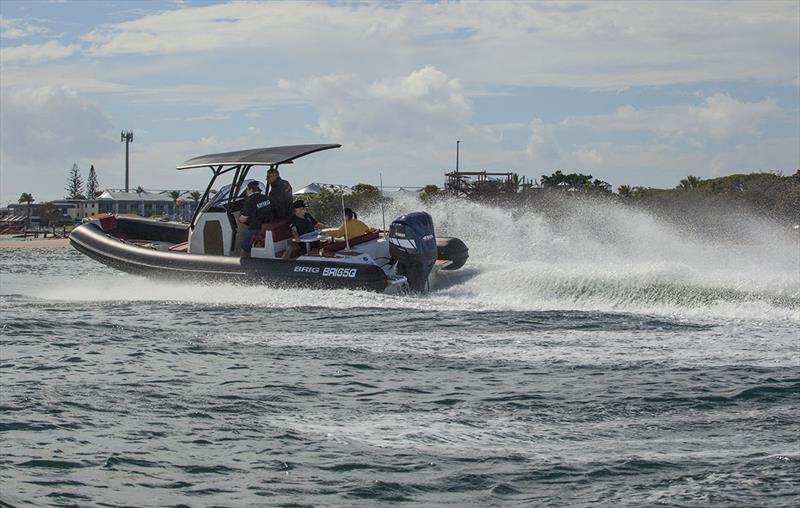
[176, 144, 341, 170]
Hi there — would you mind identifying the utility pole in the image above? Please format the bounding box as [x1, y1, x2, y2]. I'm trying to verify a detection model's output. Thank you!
[121, 130, 134, 192]
[455, 140, 460, 173]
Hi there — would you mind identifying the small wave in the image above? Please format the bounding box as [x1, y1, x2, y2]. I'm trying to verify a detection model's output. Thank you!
[732, 383, 800, 402]
[103, 455, 161, 469]
[17, 459, 84, 469]
[178, 464, 243, 475]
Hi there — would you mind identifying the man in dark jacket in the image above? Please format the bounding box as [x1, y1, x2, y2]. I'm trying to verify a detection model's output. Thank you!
[267, 167, 293, 219]
[287, 199, 330, 256]
[238, 181, 272, 257]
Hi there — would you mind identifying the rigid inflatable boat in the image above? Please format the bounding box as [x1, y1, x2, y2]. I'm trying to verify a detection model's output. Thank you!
[70, 144, 468, 293]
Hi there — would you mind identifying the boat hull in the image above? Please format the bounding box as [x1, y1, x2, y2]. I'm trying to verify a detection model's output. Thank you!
[69, 223, 389, 291]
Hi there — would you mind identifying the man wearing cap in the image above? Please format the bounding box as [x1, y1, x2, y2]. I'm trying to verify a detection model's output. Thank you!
[266, 167, 293, 219]
[238, 181, 273, 257]
[287, 199, 330, 256]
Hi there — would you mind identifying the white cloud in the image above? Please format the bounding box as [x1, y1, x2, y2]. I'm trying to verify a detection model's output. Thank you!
[0, 17, 49, 39]
[280, 66, 471, 148]
[0, 86, 115, 165]
[0, 64, 129, 93]
[564, 94, 782, 141]
[74, 1, 798, 87]
[0, 40, 80, 63]
[710, 136, 800, 177]
[526, 118, 560, 160]
[368, 67, 470, 114]
[185, 113, 231, 122]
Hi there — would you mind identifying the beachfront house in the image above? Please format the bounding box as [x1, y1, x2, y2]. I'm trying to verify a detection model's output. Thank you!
[97, 190, 178, 218]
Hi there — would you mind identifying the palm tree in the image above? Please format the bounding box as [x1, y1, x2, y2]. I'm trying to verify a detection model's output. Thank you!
[18, 192, 34, 230]
[678, 175, 702, 190]
[592, 178, 611, 193]
[168, 190, 182, 218]
[618, 185, 633, 199]
[189, 191, 202, 214]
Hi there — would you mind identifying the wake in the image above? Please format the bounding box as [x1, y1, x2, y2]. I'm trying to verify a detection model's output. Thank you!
[12, 194, 800, 322]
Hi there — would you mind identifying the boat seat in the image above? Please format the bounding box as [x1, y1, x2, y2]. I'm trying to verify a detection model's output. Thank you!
[254, 218, 291, 244]
[322, 230, 380, 254]
[98, 215, 118, 232]
[251, 218, 291, 258]
[168, 241, 189, 252]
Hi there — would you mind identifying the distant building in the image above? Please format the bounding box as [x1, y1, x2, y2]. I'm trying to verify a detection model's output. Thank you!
[293, 183, 351, 196]
[3, 201, 78, 227]
[97, 190, 177, 217]
[383, 187, 422, 198]
[2, 189, 203, 229]
[294, 183, 324, 196]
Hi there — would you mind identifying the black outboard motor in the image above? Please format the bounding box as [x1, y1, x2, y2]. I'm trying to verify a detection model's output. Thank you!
[388, 212, 438, 292]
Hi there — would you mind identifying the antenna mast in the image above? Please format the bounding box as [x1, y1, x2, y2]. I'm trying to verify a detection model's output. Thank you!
[121, 130, 134, 192]
[456, 140, 460, 173]
[379, 172, 387, 238]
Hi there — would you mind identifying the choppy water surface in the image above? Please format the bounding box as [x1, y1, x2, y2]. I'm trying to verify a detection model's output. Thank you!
[1, 199, 799, 507]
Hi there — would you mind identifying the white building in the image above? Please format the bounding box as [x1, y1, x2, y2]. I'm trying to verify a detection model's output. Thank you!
[97, 190, 177, 217]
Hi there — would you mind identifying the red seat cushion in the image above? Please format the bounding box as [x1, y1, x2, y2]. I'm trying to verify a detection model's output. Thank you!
[168, 241, 189, 252]
[322, 230, 380, 254]
[255, 218, 291, 244]
[98, 215, 117, 232]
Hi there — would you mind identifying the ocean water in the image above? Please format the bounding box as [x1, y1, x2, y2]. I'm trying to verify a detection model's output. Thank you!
[1, 197, 798, 507]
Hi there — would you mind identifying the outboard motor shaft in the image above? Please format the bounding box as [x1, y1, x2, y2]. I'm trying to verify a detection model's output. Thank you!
[388, 212, 437, 292]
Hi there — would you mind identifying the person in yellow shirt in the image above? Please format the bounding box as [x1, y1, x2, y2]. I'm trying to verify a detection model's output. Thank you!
[325, 208, 376, 241]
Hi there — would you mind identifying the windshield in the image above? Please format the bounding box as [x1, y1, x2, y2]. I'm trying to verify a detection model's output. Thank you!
[209, 179, 265, 209]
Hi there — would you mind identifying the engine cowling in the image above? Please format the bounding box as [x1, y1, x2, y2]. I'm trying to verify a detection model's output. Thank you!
[388, 212, 437, 292]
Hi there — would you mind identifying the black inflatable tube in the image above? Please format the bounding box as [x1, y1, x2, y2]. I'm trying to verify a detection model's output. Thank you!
[436, 237, 469, 270]
[69, 223, 389, 291]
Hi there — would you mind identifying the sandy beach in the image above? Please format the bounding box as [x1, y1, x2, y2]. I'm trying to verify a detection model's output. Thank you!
[0, 237, 70, 249]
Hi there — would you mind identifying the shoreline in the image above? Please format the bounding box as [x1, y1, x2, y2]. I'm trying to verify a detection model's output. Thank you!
[0, 238, 70, 249]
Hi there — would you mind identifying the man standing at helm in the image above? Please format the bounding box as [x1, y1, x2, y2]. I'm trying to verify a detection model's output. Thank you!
[267, 167, 293, 219]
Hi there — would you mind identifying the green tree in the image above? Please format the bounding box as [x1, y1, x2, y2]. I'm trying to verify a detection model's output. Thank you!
[591, 178, 612, 193]
[618, 184, 633, 199]
[540, 170, 564, 187]
[304, 187, 346, 224]
[65, 163, 85, 199]
[541, 170, 594, 190]
[420, 184, 441, 204]
[349, 183, 382, 211]
[38, 202, 62, 227]
[85, 164, 100, 198]
[677, 175, 702, 190]
[18, 192, 34, 229]
[189, 190, 202, 214]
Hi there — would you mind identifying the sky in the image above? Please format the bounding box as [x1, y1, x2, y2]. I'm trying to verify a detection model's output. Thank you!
[1, 0, 798, 205]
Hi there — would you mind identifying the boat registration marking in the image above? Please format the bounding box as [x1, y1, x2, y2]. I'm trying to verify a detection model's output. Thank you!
[322, 267, 357, 278]
[293, 265, 357, 278]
